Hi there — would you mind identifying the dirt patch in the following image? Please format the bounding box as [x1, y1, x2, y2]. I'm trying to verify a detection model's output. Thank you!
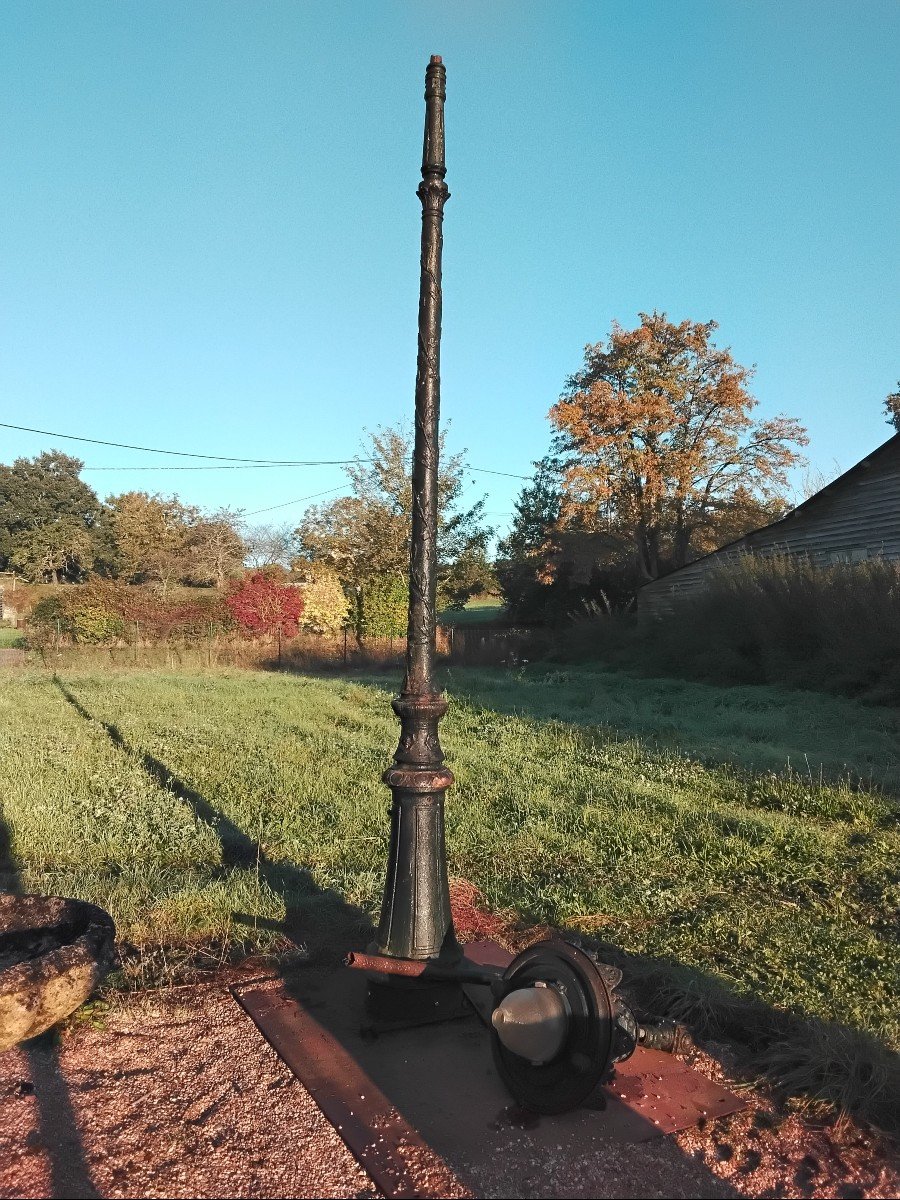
[0, 649, 26, 668]
[672, 1041, 900, 1199]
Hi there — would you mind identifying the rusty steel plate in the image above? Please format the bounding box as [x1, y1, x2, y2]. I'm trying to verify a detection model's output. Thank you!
[232, 942, 744, 1198]
[233, 981, 470, 1200]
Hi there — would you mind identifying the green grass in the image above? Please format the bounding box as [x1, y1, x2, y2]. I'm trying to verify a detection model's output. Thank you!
[0, 663, 897, 1126]
[0, 628, 24, 648]
[439, 595, 505, 626]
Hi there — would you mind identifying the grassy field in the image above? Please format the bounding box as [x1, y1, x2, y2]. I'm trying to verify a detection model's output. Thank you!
[439, 594, 505, 626]
[0, 628, 24, 648]
[0, 662, 897, 1125]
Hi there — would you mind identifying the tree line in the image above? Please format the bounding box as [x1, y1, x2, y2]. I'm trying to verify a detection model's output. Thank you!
[8, 312, 888, 632]
[0, 453, 247, 589]
[0, 424, 495, 640]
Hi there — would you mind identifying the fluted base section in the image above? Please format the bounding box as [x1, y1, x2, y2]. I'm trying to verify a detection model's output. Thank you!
[375, 692, 460, 962]
[375, 783, 460, 960]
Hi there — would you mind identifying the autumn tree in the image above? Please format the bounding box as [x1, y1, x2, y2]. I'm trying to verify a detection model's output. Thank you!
[292, 561, 350, 636]
[183, 508, 246, 588]
[295, 425, 492, 637]
[884, 382, 900, 432]
[550, 313, 808, 581]
[107, 492, 199, 592]
[0, 452, 103, 583]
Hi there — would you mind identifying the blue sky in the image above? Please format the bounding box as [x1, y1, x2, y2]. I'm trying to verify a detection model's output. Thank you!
[2, 1, 898, 537]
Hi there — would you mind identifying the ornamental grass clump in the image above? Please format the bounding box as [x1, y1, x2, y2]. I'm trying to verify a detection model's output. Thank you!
[664, 556, 900, 702]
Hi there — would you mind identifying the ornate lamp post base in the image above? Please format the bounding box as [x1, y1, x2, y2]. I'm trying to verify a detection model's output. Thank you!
[366, 691, 468, 1026]
[377, 694, 458, 962]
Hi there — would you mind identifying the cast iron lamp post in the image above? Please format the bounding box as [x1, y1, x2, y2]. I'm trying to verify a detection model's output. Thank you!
[372, 56, 460, 986]
[352, 56, 691, 1104]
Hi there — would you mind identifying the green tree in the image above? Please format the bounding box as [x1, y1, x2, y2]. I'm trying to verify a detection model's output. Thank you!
[360, 575, 408, 639]
[295, 425, 492, 637]
[550, 313, 808, 581]
[0, 452, 103, 582]
[495, 459, 562, 622]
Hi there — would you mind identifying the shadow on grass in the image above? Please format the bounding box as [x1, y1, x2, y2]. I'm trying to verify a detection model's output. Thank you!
[570, 931, 900, 1136]
[0, 804, 100, 1199]
[438, 665, 900, 799]
[53, 678, 374, 965]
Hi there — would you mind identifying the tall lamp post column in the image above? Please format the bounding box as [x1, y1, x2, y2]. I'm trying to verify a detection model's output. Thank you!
[374, 56, 460, 973]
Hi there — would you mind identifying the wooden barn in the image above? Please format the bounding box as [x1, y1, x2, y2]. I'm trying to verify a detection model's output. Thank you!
[639, 431, 900, 621]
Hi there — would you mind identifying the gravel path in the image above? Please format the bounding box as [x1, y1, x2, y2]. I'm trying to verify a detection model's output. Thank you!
[0, 979, 896, 1199]
[0, 985, 378, 1200]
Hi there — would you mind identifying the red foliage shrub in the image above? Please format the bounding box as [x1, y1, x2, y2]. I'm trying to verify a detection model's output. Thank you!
[117, 587, 229, 641]
[225, 572, 304, 639]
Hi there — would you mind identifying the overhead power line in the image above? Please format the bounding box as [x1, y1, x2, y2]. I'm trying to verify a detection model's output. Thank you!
[467, 467, 531, 480]
[81, 463, 307, 471]
[0, 420, 530, 479]
[0, 421, 357, 465]
[244, 486, 348, 517]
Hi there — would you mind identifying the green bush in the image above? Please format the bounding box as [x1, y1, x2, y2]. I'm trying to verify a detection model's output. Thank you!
[361, 576, 407, 639]
[68, 604, 126, 644]
[30, 588, 125, 644]
[28, 582, 229, 646]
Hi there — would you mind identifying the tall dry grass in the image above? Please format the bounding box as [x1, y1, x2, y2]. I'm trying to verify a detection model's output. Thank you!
[666, 556, 900, 702]
[558, 557, 900, 705]
[30, 626, 460, 673]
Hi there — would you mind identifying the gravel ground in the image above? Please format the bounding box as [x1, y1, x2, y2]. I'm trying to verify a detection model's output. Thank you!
[0, 978, 896, 1200]
[0, 983, 378, 1200]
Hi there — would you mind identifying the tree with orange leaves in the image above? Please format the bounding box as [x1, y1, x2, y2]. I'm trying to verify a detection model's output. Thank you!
[549, 312, 808, 581]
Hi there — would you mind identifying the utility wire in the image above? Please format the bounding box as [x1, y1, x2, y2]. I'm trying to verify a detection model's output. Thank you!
[243, 487, 348, 516]
[80, 462, 529, 480]
[0, 420, 530, 479]
[0, 421, 358, 465]
[81, 463, 309, 471]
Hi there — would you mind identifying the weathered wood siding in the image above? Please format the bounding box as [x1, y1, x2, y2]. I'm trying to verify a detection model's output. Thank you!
[640, 434, 900, 621]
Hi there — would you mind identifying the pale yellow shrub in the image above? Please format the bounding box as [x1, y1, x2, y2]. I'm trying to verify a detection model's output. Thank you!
[296, 563, 349, 635]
